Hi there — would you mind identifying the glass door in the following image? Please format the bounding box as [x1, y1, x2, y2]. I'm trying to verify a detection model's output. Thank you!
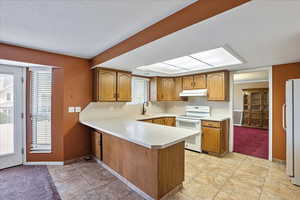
[0, 65, 24, 169]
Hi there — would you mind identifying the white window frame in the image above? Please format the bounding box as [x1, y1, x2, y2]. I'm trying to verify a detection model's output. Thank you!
[129, 76, 150, 105]
[29, 68, 52, 153]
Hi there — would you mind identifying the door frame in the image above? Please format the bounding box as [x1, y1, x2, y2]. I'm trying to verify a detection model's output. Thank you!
[229, 66, 273, 161]
[0, 65, 26, 169]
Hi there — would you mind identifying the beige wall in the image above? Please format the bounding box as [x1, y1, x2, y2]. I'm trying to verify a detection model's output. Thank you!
[80, 101, 166, 121]
[233, 81, 269, 111]
[165, 97, 230, 116]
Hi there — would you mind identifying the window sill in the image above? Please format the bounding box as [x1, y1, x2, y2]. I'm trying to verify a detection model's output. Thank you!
[30, 150, 52, 154]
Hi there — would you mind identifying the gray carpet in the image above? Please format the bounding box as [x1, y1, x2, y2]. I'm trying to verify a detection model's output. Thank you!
[0, 165, 61, 200]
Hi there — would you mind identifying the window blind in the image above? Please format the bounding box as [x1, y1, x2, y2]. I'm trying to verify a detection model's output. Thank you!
[130, 77, 149, 104]
[30, 69, 52, 152]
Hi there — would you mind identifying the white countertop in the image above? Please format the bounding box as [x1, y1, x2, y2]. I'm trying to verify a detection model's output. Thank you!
[80, 115, 199, 149]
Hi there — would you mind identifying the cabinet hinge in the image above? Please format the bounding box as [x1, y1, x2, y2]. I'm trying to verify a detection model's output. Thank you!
[21, 147, 24, 154]
[21, 113, 24, 119]
[21, 77, 24, 83]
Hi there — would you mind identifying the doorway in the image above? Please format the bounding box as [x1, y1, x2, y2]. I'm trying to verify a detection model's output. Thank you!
[232, 70, 270, 159]
[0, 65, 24, 169]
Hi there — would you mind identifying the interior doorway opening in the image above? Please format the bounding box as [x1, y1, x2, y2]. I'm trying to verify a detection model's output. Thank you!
[232, 69, 270, 159]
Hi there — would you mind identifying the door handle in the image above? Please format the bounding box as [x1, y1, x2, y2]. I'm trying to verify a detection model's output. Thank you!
[282, 104, 286, 131]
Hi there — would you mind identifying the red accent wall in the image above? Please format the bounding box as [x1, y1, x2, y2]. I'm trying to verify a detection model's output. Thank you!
[0, 43, 92, 161]
[272, 63, 300, 160]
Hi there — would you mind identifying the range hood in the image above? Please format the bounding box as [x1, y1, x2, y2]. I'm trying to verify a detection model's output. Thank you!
[179, 89, 208, 97]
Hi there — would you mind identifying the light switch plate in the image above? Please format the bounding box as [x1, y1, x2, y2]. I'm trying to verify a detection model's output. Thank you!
[68, 107, 75, 113]
[75, 107, 81, 112]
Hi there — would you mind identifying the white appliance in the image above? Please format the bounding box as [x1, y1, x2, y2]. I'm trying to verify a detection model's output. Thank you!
[285, 79, 300, 186]
[179, 89, 207, 97]
[176, 106, 210, 152]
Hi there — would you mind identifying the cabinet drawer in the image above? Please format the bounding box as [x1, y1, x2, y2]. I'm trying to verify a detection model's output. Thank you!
[202, 120, 221, 128]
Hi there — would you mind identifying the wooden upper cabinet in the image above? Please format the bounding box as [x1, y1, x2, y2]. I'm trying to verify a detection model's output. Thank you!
[150, 77, 185, 101]
[174, 77, 183, 100]
[94, 68, 132, 102]
[182, 76, 194, 90]
[98, 69, 117, 101]
[117, 72, 132, 101]
[182, 74, 206, 90]
[193, 74, 206, 89]
[161, 78, 175, 100]
[207, 71, 229, 101]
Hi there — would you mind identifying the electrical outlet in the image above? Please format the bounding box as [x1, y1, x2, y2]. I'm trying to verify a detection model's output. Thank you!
[68, 107, 75, 113]
[75, 107, 81, 112]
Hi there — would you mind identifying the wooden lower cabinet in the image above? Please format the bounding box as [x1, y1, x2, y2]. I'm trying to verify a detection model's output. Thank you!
[142, 119, 153, 123]
[142, 117, 176, 127]
[201, 120, 229, 156]
[164, 117, 176, 127]
[102, 133, 184, 200]
[91, 130, 102, 160]
[153, 118, 165, 125]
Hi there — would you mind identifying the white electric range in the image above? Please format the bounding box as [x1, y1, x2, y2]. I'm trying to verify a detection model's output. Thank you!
[176, 106, 210, 152]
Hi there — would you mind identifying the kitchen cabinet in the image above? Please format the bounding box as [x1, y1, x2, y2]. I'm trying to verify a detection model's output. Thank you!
[117, 72, 132, 101]
[201, 119, 228, 156]
[194, 74, 207, 89]
[91, 130, 102, 160]
[142, 119, 153, 123]
[182, 74, 206, 90]
[141, 117, 176, 127]
[174, 77, 183, 100]
[164, 117, 176, 127]
[152, 118, 165, 125]
[182, 76, 194, 90]
[150, 77, 185, 101]
[94, 68, 132, 102]
[159, 78, 174, 100]
[207, 71, 229, 101]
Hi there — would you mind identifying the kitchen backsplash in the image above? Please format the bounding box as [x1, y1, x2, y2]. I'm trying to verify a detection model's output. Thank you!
[165, 97, 230, 116]
[80, 101, 166, 121]
[80, 97, 230, 121]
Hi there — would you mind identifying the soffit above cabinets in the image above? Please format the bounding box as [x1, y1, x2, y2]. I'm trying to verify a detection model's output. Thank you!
[101, 0, 300, 76]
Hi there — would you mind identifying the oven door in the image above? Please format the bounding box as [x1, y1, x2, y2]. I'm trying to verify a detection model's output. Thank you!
[176, 118, 201, 152]
[176, 118, 199, 130]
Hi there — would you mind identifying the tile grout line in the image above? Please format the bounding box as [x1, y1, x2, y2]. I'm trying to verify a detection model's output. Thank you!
[212, 158, 246, 199]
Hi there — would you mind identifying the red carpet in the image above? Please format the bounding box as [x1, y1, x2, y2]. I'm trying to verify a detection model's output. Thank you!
[233, 126, 268, 159]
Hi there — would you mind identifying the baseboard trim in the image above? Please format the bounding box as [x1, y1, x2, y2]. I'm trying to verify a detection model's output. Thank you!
[24, 161, 64, 166]
[272, 158, 286, 164]
[64, 155, 91, 165]
[93, 158, 154, 200]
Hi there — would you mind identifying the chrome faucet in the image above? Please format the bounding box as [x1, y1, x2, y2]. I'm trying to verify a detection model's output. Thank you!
[142, 102, 148, 115]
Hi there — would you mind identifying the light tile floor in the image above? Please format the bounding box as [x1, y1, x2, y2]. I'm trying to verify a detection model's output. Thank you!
[48, 151, 300, 200]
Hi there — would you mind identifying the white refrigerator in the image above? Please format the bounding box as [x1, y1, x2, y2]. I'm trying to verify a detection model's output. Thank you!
[285, 79, 300, 186]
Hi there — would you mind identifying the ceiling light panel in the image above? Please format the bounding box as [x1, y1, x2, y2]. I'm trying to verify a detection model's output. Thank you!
[137, 63, 187, 74]
[164, 56, 211, 70]
[191, 47, 242, 67]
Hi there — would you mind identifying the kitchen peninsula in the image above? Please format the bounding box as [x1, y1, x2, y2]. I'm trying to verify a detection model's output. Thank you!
[80, 107, 198, 200]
